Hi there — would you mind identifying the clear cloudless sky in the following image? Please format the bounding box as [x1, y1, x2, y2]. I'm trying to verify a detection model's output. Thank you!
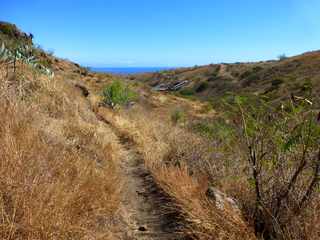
[2, 0, 320, 67]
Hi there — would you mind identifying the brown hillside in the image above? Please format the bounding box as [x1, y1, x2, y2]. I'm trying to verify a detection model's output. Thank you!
[133, 51, 320, 104]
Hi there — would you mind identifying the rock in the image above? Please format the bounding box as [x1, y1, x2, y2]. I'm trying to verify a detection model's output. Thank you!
[152, 80, 190, 92]
[169, 80, 189, 91]
[206, 186, 240, 212]
[138, 226, 147, 231]
[152, 83, 169, 91]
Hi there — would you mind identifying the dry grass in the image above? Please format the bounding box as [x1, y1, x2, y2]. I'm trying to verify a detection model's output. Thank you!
[154, 164, 256, 240]
[96, 104, 256, 239]
[0, 67, 122, 240]
[89, 75, 320, 239]
[96, 91, 320, 239]
[6, 52, 315, 239]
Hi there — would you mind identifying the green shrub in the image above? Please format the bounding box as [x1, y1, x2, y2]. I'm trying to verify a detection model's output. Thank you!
[102, 80, 137, 108]
[179, 88, 194, 96]
[215, 94, 320, 239]
[264, 78, 285, 93]
[0, 23, 16, 37]
[195, 81, 209, 93]
[271, 78, 284, 86]
[252, 66, 263, 72]
[193, 120, 235, 144]
[302, 79, 313, 94]
[242, 73, 260, 87]
[278, 54, 287, 61]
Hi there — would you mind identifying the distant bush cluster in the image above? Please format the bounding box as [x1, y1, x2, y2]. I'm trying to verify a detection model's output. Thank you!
[179, 88, 194, 96]
[278, 54, 288, 61]
[195, 81, 209, 93]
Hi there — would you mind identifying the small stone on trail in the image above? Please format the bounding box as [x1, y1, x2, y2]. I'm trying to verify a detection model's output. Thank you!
[138, 226, 147, 232]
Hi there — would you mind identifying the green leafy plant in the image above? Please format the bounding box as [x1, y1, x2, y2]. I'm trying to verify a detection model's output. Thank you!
[193, 120, 234, 143]
[218, 94, 320, 239]
[179, 88, 194, 96]
[102, 80, 137, 108]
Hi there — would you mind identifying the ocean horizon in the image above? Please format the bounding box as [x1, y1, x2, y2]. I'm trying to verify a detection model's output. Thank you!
[89, 67, 175, 75]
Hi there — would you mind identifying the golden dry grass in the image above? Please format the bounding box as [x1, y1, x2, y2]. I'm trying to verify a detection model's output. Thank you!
[154, 164, 256, 240]
[96, 95, 320, 239]
[82, 70, 320, 239]
[0, 66, 122, 240]
[95, 103, 256, 239]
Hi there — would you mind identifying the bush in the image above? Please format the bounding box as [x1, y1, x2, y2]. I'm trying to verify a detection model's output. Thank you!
[271, 78, 284, 86]
[216, 94, 320, 239]
[0, 23, 17, 37]
[301, 79, 313, 94]
[264, 78, 285, 93]
[102, 80, 137, 108]
[278, 54, 287, 61]
[252, 66, 263, 72]
[193, 120, 234, 143]
[195, 81, 209, 93]
[179, 88, 194, 96]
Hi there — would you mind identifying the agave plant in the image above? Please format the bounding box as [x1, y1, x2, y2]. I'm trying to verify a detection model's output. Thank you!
[18, 44, 54, 77]
[0, 42, 14, 62]
[0, 42, 54, 77]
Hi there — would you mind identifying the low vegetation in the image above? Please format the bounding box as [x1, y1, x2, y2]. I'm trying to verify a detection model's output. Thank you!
[113, 90, 320, 239]
[179, 88, 195, 96]
[0, 98, 119, 239]
[210, 94, 320, 239]
[102, 80, 136, 108]
[133, 50, 320, 104]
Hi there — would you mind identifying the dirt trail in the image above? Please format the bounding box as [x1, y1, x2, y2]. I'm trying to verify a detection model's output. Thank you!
[94, 111, 188, 240]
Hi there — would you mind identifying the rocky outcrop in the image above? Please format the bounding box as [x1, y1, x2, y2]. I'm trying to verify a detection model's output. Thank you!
[152, 80, 189, 91]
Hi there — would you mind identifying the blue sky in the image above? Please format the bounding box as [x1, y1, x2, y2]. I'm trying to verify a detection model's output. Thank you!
[2, 0, 320, 67]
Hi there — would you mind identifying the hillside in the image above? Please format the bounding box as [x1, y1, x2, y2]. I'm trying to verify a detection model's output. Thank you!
[1, 22, 319, 240]
[133, 52, 320, 105]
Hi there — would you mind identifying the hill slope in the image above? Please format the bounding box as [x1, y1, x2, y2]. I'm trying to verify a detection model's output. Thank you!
[133, 51, 320, 105]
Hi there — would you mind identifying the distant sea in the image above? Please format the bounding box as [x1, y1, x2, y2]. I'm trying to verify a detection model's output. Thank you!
[90, 67, 174, 75]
